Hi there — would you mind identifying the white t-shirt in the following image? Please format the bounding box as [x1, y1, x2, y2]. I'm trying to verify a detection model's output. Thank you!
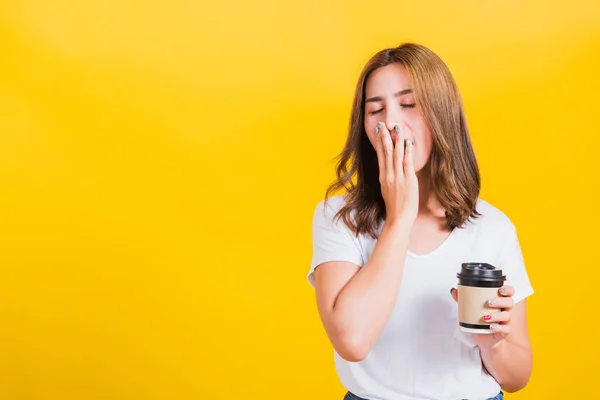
[308, 196, 534, 400]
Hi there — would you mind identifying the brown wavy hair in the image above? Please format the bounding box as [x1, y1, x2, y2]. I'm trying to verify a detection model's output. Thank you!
[325, 43, 481, 238]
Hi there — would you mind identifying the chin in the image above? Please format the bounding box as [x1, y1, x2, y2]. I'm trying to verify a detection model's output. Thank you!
[412, 160, 426, 173]
[414, 159, 431, 175]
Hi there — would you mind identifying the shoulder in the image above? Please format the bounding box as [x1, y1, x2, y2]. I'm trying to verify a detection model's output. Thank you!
[314, 195, 347, 215]
[466, 198, 517, 237]
[312, 195, 356, 234]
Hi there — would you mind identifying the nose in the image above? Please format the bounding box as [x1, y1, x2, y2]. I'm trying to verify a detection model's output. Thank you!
[384, 104, 404, 132]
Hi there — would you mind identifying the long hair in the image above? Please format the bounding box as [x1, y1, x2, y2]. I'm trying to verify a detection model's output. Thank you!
[325, 43, 481, 238]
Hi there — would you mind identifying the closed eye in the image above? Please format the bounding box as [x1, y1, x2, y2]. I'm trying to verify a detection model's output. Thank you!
[369, 103, 416, 115]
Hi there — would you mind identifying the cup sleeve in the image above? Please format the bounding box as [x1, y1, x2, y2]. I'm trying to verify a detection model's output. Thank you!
[307, 200, 364, 289]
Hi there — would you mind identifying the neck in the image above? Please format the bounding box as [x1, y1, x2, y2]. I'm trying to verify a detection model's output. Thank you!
[416, 165, 445, 220]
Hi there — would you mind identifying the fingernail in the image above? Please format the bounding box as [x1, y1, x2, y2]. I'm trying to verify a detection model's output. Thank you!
[483, 315, 492, 321]
[490, 324, 499, 329]
[406, 139, 412, 146]
[488, 299, 495, 306]
[500, 287, 507, 294]
[375, 125, 379, 135]
[394, 125, 400, 132]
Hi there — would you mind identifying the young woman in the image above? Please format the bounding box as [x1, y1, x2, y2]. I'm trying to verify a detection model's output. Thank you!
[307, 43, 534, 400]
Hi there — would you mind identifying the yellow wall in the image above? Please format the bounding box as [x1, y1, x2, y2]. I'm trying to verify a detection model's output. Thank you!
[1, 1, 599, 398]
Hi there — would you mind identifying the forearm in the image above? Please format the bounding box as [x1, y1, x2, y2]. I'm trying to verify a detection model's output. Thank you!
[332, 218, 411, 356]
[480, 339, 532, 392]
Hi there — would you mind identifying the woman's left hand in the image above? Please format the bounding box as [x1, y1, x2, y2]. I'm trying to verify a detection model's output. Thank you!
[450, 286, 515, 350]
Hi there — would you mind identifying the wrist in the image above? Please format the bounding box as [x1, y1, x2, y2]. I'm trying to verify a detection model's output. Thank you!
[383, 216, 414, 233]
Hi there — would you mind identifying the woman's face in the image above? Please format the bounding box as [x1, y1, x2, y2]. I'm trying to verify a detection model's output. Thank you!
[363, 63, 433, 173]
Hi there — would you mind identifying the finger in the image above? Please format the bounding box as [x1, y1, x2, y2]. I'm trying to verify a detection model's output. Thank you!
[489, 323, 511, 335]
[393, 124, 405, 176]
[402, 124, 415, 176]
[498, 286, 515, 297]
[487, 297, 515, 310]
[373, 124, 386, 176]
[390, 123, 398, 144]
[450, 288, 458, 303]
[483, 311, 511, 323]
[379, 123, 394, 178]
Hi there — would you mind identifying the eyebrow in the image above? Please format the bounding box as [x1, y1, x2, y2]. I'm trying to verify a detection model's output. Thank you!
[365, 89, 413, 103]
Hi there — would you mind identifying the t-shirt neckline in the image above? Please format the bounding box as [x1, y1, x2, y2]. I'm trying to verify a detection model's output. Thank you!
[406, 227, 459, 259]
[377, 220, 460, 260]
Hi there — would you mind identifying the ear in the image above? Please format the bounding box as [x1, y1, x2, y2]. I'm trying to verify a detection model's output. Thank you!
[450, 288, 458, 303]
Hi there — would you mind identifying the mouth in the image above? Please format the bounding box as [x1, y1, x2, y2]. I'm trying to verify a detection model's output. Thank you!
[391, 132, 414, 146]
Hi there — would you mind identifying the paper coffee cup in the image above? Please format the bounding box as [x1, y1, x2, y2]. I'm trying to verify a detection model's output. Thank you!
[456, 262, 506, 334]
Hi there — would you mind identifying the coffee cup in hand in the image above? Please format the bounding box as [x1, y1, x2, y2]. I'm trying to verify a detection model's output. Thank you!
[456, 263, 506, 334]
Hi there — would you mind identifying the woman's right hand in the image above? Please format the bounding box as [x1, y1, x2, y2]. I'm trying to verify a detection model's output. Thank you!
[374, 122, 419, 224]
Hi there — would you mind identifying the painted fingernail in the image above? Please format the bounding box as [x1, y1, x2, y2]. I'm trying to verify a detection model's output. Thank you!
[375, 125, 379, 135]
[490, 324, 499, 329]
[500, 287, 506, 294]
[406, 139, 412, 146]
[483, 315, 492, 321]
[394, 125, 400, 132]
[488, 299, 495, 306]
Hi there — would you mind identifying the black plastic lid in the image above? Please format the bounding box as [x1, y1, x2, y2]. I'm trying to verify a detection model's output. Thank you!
[457, 262, 506, 287]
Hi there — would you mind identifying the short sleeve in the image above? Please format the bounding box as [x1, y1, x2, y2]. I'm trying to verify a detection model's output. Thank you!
[497, 226, 534, 304]
[307, 198, 364, 288]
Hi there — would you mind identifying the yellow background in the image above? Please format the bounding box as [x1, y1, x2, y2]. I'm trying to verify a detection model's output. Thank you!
[1, 0, 599, 398]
